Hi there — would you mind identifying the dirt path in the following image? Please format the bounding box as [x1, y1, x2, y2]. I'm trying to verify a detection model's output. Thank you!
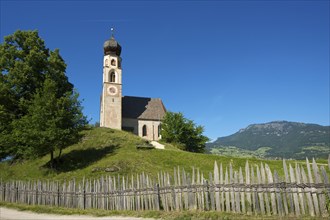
[0, 207, 154, 220]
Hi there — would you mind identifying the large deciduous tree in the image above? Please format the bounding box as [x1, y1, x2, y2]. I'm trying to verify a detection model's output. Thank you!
[12, 79, 86, 167]
[161, 112, 209, 153]
[0, 30, 87, 165]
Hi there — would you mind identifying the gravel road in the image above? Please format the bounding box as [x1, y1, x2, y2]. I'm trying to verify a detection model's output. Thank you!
[0, 207, 154, 220]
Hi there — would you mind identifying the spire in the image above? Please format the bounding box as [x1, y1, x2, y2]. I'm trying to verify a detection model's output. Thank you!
[104, 28, 122, 56]
[111, 27, 114, 38]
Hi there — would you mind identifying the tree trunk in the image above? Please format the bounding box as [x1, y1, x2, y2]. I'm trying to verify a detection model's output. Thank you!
[50, 151, 54, 169]
[58, 148, 62, 159]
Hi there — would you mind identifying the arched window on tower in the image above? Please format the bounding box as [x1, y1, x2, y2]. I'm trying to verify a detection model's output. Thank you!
[142, 125, 147, 137]
[111, 59, 116, 66]
[109, 72, 116, 82]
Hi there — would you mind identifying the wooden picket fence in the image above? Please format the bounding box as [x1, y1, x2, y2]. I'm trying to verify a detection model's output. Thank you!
[1, 156, 330, 217]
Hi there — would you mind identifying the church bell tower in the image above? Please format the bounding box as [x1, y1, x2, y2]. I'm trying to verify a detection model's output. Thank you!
[100, 30, 122, 129]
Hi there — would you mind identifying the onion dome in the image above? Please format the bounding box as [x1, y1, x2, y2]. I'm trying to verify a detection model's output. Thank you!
[103, 36, 122, 56]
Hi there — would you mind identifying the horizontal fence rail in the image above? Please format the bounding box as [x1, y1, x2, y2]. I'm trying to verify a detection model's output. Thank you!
[1, 156, 329, 217]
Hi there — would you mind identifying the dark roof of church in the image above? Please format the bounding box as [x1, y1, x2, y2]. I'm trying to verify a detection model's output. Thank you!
[122, 96, 166, 120]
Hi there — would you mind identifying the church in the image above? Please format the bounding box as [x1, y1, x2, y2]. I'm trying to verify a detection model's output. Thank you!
[100, 32, 166, 141]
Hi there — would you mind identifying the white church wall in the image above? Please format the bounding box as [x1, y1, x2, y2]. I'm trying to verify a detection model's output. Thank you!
[138, 120, 162, 141]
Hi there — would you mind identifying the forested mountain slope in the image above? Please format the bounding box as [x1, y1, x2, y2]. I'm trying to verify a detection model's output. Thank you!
[207, 121, 330, 159]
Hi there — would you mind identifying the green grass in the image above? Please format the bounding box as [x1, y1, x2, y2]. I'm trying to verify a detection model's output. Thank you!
[1, 201, 326, 219]
[210, 146, 272, 158]
[0, 127, 327, 182]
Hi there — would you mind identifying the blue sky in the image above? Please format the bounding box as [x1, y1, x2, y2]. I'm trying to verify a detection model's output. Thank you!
[1, 0, 329, 141]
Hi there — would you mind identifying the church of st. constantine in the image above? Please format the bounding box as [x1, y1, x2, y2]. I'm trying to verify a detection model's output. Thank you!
[100, 33, 166, 141]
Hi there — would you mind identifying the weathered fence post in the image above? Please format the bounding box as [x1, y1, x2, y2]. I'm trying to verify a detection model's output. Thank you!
[220, 164, 224, 212]
[295, 163, 306, 215]
[289, 164, 300, 216]
[224, 167, 230, 212]
[156, 183, 162, 210]
[300, 165, 315, 217]
[239, 167, 245, 214]
[206, 179, 210, 210]
[35, 183, 38, 205]
[214, 161, 220, 211]
[57, 183, 60, 207]
[3, 183, 5, 202]
[229, 164, 235, 213]
[306, 158, 320, 216]
[265, 164, 277, 215]
[312, 158, 328, 217]
[16, 186, 19, 203]
[320, 166, 330, 199]
[83, 189, 86, 209]
[209, 172, 215, 211]
[273, 171, 284, 216]
[245, 161, 252, 215]
[260, 163, 271, 216]
[256, 165, 264, 215]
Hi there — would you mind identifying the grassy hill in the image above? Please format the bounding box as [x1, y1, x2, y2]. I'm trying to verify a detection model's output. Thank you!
[0, 127, 327, 181]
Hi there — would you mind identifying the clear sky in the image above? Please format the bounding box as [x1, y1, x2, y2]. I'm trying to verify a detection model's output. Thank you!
[1, 0, 329, 141]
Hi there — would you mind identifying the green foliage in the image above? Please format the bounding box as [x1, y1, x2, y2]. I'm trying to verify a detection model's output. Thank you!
[0, 76, 16, 159]
[0, 30, 49, 102]
[11, 79, 86, 164]
[161, 111, 209, 153]
[0, 30, 86, 163]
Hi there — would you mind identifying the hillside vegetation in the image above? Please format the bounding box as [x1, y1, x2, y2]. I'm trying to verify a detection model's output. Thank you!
[207, 121, 330, 159]
[0, 127, 327, 181]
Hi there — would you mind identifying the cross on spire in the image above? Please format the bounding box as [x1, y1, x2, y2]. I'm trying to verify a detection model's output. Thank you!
[111, 27, 115, 38]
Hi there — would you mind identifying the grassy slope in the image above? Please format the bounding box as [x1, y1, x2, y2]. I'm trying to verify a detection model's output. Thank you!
[1, 202, 289, 220]
[0, 127, 328, 181]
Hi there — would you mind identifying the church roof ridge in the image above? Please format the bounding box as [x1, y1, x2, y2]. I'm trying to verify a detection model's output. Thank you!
[123, 95, 163, 100]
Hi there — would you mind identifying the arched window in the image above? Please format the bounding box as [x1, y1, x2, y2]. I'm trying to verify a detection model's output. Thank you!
[158, 124, 161, 137]
[142, 125, 147, 137]
[110, 72, 116, 82]
[111, 59, 116, 66]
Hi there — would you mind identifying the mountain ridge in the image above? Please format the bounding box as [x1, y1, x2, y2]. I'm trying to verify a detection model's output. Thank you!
[208, 121, 330, 159]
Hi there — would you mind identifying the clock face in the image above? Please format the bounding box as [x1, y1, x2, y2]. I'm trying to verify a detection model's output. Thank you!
[108, 86, 117, 95]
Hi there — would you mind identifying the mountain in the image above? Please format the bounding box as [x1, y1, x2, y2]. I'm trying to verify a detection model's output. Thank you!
[207, 121, 330, 159]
